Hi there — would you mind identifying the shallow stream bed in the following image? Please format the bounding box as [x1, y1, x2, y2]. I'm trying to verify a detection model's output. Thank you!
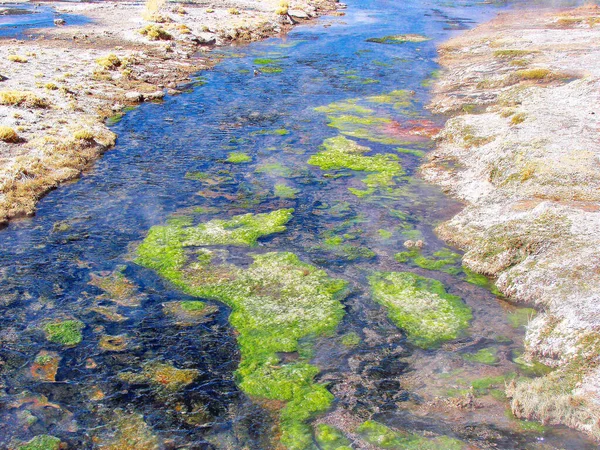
[0, 0, 597, 448]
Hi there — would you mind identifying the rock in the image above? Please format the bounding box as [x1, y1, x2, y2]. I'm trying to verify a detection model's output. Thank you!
[338, 3, 348, 9]
[196, 32, 216, 45]
[54, 18, 65, 26]
[144, 90, 165, 101]
[124, 91, 143, 102]
[288, 9, 309, 19]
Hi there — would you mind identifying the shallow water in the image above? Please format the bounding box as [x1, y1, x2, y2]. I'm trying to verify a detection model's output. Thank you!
[0, 0, 597, 448]
[0, 3, 89, 39]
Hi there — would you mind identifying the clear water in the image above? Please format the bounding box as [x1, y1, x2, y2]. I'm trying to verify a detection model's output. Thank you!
[0, 3, 90, 39]
[0, 0, 596, 448]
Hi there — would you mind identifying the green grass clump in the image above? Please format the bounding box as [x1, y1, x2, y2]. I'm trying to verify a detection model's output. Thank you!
[0, 126, 19, 143]
[369, 272, 471, 349]
[18, 435, 61, 450]
[226, 151, 251, 163]
[136, 209, 347, 448]
[366, 34, 430, 44]
[43, 320, 84, 346]
[308, 136, 403, 196]
[274, 183, 299, 199]
[357, 421, 464, 449]
[315, 424, 352, 450]
[463, 347, 499, 365]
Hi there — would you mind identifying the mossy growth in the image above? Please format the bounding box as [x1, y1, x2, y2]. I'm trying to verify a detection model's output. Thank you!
[314, 424, 352, 449]
[254, 58, 278, 65]
[308, 136, 403, 196]
[369, 272, 472, 349]
[136, 209, 347, 448]
[340, 332, 361, 348]
[226, 151, 251, 163]
[463, 347, 499, 365]
[43, 319, 84, 347]
[378, 229, 393, 239]
[471, 373, 515, 396]
[98, 410, 160, 450]
[18, 435, 61, 450]
[0, 126, 19, 143]
[366, 34, 430, 44]
[274, 183, 299, 199]
[357, 420, 464, 449]
[507, 307, 536, 328]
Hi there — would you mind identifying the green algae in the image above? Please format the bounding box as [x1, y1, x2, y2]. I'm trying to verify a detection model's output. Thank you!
[261, 66, 284, 74]
[315, 101, 374, 116]
[136, 209, 348, 449]
[463, 267, 502, 296]
[274, 183, 299, 199]
[43, 319, 84, 347]
[507, 307, 536, 328]
[366, 34, 431, 44]
[308, 136, 403, 196]
[255, 162, 294, 177]
[394, 248, 462, 274]
[18, 435, 61, 450]
[315, 424, 352, 449]
[226, 151, 251, 163]
[340, 332, 361, 348]
[180, 300, 207, 311]
[396, 147, 425, 157]
[369, 272, 471, 349]
[254, 58, 278, 65]
[378, 229, 393, 239]
[357, 420, 464, 449]
[463, 347, 499, 365]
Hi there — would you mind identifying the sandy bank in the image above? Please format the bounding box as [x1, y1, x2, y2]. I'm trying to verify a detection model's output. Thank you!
[424, 4, 600, 440]
[0, 0, 341, 226]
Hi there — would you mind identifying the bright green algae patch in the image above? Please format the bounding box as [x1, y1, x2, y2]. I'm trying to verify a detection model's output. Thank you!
[308, 136, 403, 196]
[357, 420, 465, 449]
[315, 424, 352, 450]
[368, 272, 472, 349]
[226, 151, 251, 163]
[136, 209, 348, 449]
[43, 319, 84, 346]
[18, 435, 61, 450]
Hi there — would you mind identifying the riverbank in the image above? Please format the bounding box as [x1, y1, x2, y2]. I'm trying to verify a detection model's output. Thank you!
[0, 0, 341, 226]
[424, 4, 600, 440]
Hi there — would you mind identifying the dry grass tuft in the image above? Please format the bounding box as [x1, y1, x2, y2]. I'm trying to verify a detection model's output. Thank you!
[7, 55, 28, 63]
[138, 25, 172, 41]
[96, 54, 122, 70]
[0, 126, 19, 143]
[0, 90, 49, 108]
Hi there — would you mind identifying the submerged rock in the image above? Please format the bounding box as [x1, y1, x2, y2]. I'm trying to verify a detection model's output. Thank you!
[30, 350, 61, 382]
[42, 319, 84, 347]
[119, 360, 199, 392]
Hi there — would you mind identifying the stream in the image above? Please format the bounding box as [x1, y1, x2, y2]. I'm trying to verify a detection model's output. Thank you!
[0, 0, 597, 448]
